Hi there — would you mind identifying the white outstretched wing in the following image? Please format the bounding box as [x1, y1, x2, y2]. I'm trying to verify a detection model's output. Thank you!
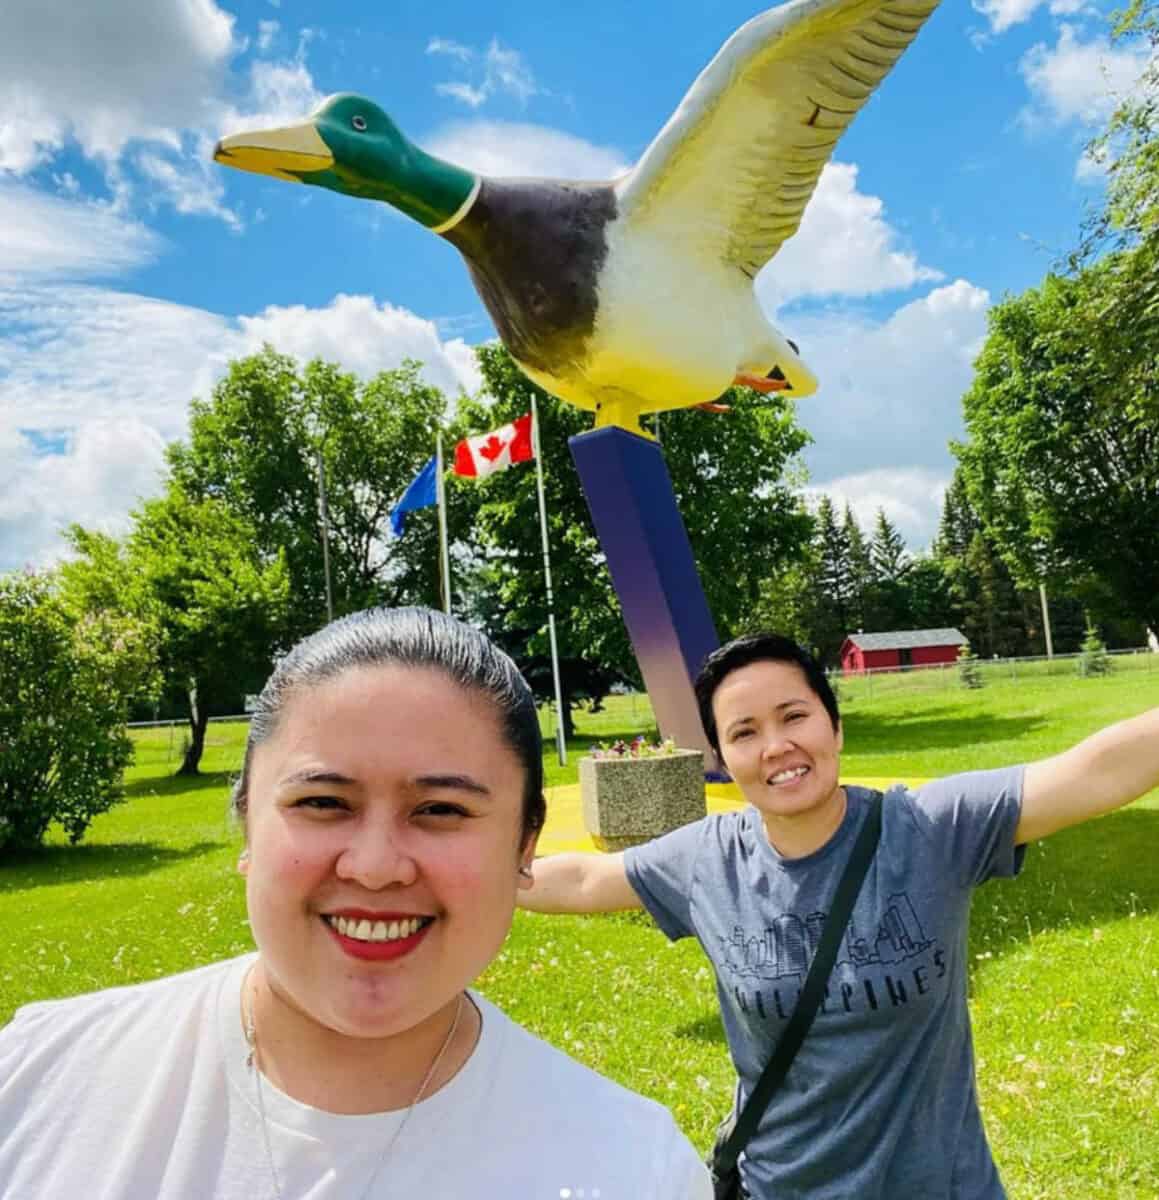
[616, 0, 939, 276]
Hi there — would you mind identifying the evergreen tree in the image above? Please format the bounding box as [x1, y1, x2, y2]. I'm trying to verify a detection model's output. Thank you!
[843, 505, 873, 634]
[957, 640, 984, 689]
[933, 470, 979, 563]
[871, 509, 911, 584]
[868, 509, 912, 631]
[905, 556, 957, 631]
[1078, 619, 1112, 677]
[812, 496, 853, 663]
[961, 530, 1028, 658]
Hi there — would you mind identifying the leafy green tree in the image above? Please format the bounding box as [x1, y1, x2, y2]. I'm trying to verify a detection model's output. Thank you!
[58, 529, 165, 720]
[0, 571, 156, 851]
[956, 267, 1159, 636]
[456, 345, 813, 724]
[747, 559, 817, 648]
[169, 348, 449, 641]
[129, 490, 290, 774]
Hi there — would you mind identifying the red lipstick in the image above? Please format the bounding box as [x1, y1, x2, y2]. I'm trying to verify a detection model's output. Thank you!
[323, 911, 433, 962]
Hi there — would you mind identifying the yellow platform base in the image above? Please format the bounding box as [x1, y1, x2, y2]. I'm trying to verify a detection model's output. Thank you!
[534, 777, 929, 856]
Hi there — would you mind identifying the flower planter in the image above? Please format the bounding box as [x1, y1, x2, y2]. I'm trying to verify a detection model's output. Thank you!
[580, 749, 706, 851]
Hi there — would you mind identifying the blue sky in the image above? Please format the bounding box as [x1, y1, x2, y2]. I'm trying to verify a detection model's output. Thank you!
[1, 0, 1151, 571]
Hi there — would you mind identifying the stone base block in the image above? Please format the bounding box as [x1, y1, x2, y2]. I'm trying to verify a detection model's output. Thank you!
[580, 749, 706, 851]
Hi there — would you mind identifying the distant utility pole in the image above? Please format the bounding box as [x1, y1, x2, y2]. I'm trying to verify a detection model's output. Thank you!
[1039, 583, 1053, 659]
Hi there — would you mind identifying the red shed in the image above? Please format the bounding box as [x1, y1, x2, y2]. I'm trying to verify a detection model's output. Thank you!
[841, 628, 967, 674]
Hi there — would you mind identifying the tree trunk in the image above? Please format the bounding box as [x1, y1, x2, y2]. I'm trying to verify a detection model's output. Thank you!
[177, 681, 209, 776]
[559, 684, 576, 742]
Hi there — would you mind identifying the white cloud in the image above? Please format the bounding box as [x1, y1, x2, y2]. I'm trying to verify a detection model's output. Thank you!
[236, 294, 482, 398]
[1019, 24, 1152, 128]
[480, 42, 539, 106]
[804, 468, 950, 550]
[429, 37, 540, 109]
[0, 0, 325, 231]
[1074, 144, 1108, 182]
[0, 0, 236, 171]
[0, 183, 163, 278]
[758, 163, 942, 308]
[257, 20, 280, 52]
[136, 150, 240, 229]
[427, 37, 474, 64]
[215, 58, 325, 139]
[0, 420, 169, 570]
[972, 0, 1043, 35]
[0, 286, 231, 439]
[424, 121, 628, 179]
[437, 83, 490, 109]
[785, 279, 991, 543]
[972, 0, 1089, 35]
[154, 56, 324, 230]
[1, 286, 483, 569]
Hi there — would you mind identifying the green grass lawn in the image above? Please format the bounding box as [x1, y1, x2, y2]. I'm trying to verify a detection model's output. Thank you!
[3, 673, 1158, 1197]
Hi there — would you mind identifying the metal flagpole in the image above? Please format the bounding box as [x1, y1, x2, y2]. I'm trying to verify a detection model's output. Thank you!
[435, 433, 452, 615]
[315, 446, 334, 624]
[531, 395, 567, 766]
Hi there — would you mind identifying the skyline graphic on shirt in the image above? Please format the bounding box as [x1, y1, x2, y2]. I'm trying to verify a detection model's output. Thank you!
[719, 892, 935, 982]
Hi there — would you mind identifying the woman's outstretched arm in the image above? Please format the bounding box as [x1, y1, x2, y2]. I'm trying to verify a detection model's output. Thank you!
[517, 851, 643, 914]
[1018, 706, 1159, 843]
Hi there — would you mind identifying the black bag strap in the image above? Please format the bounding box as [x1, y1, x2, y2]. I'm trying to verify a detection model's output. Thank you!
[712, 790, 883, 1177]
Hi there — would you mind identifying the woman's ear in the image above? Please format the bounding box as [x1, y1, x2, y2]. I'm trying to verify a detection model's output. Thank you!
[835, 721, 844, 754]
[516, 832, 540, 890]
[237, 848, 251, 876]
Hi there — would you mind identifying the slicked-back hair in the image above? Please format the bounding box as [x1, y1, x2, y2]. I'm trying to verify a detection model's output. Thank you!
[694, 632, 840, 754]
[231, 607, 545, 845]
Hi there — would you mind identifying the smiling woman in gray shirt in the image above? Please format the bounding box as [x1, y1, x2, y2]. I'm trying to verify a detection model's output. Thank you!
[520, 631, 1159, 1199]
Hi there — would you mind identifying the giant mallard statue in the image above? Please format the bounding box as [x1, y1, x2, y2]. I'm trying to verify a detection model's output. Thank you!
[215, 0, 938, 433]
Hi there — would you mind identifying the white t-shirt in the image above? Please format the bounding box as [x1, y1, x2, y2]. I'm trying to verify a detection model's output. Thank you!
[0, 954, 710, 1200]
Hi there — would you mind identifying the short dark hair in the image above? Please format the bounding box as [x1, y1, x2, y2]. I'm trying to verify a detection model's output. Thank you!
[694, 632, 840, 753]
[232, 607, 545, 845]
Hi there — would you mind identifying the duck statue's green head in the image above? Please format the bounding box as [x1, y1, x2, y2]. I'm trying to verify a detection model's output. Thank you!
[214, 93, 477, 230]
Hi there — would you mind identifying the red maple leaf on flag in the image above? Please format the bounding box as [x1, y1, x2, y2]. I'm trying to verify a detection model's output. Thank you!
[479, 435, 506, 462]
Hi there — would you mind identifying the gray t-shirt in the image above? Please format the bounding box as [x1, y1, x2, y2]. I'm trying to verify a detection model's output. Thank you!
[624, 767, 1026, 1200]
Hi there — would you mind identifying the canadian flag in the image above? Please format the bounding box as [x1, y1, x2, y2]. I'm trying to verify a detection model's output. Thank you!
[453, 413, 535, 478]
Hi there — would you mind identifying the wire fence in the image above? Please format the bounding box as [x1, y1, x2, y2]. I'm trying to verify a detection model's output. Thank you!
[125, 647, 1157, 758]
[831, 646, 1157, 704]
[126, 713, 253, 730]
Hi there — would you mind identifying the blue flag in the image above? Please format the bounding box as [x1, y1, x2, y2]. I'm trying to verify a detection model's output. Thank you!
[389, 456, 438, 537]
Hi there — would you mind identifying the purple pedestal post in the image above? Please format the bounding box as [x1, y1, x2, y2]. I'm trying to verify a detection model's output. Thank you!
[569, 426, 723, 776]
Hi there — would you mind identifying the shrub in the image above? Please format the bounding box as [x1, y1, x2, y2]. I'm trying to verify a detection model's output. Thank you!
[1078, 620, 1112, 677]
[957, 641, 984, 689]
[0, 572, 156, 852]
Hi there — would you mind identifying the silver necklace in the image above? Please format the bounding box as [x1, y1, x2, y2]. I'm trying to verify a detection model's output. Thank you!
[242, 970, 465, 1200]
